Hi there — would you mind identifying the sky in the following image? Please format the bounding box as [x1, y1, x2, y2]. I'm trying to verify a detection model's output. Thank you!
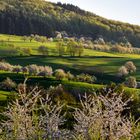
[47, 0, 140, 25]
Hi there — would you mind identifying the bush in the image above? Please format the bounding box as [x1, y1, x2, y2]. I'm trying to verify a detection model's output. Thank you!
[0, 77, 16, 90]
[76, 73, 96, 83]
[0, 85, 70, 140]
[66, 71, 74, 81]
[111, 45, 133, 53]
[94, 37, 105, 45]
[35, 35, 47, 43]
[12, 65, 22, 74]
[38, 46, 49, 56]
[21, 67, 29, 74]
[117, 66, 128, 77]
[1, 84, 139, 140]
[47, 84, 76, 104]
[73, 93, 135, 140]
[22, 48, 32, 56]
[125, 61, 136, 73]
[27, 64, 39, 76]
[125, 76, 137, 88]
[93, 45, 110, 52]
[38, 66, 53, 77]
[17, 83, 27, 94]
[21, 36, 28, 42]
[0, 62, 13, 71]
[54, 69, 66, 80]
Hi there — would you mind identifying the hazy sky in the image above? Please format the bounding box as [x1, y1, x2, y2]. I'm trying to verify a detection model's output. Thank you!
[48, 0, 140, 25]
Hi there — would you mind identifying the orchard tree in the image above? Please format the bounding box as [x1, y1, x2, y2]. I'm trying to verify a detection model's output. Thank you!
[38, 46, 49, 56]
[118, 66, 128, 77]
[0, 62, 13, 71]
[43, 66, 53, 76]
[21, 36, 28, 42]
[66, 71, 74, 81]
[13, 65, 22, 74]
[94, 37, 105, 45]
[77, 42, 84, 57]
[29, 34, 34, 42]
[40, 36, 47, 43]
[38, 66, 53, 77]
[34, 34, 40, 42]
[35, 35, 47, 43]
[125, 76, 137, 88]
[27, 64, 39, 76]
[67, 40, 78, 57]
[56, 41, 65, 56]
[73, 93, 134, 140]
[21, 67, 29, 74]
[54, 69, 66, 80]
[1, 77, 16, 90]
[76, 73, 96, 83]
[125, 61, 136, 73]
[56, 32, 62, 39]
[22, 48, 32, 56]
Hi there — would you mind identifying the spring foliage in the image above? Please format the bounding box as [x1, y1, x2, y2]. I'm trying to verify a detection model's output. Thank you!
[0, 83, 140, 140]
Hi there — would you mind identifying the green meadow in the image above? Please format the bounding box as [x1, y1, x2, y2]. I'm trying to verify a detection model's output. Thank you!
[0, 34, 140, 83]
[0, 33, 140, 125]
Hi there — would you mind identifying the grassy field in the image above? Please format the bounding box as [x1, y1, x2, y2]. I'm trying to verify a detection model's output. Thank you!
[0, 90, 12, 101]
[3, 55, 140, 84]
[0, 73, 139, 102]
[0, 33, 140, 84]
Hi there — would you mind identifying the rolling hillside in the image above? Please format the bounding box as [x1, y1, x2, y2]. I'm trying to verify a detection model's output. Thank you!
[0, 34, 140, 84]
[0, 0, 140, 47]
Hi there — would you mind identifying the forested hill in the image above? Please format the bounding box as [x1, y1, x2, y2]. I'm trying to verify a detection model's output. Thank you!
[0, 0, 140, 47]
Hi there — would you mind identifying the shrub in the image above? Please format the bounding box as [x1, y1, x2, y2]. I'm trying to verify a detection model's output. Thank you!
[125, 76, 137, 88]
[21, 67, 29, 74]
[76, 73, 96, 83]
[125, 61, 136, 73]
[35, 36, 47, 43]
[29, 34, 35, 42]
[0, 77, 16, 90]
[111, 44, 133, 54]
[0, 85, 70, 140]
[17, 83, 27, 94]
[44, 66, 53, 76]
[94, 37, 105, 45]
[0, 84, 139, 139]
[38, 66, 53, 77]
[27, 64, 39, 76]
[38, 46, 49, 56]
[73, 93, 133, 140]
[118, 66, 128, 77]
[54, 69, 66, 80]
[66, 71, 74, 81]
[21, 36, 28, 42]
[22, 48, 32, 56]
[0, 62, 13, 71]
[93, 45, 110, 52]
[12, 65, 22, 74]
[47, 84, 76, 105]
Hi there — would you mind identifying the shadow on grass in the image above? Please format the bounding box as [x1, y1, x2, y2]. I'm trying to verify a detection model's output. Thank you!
[3, 55, 137, 84]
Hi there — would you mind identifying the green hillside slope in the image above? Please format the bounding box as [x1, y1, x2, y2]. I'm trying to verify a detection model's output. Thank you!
[0, 0, 140, 47]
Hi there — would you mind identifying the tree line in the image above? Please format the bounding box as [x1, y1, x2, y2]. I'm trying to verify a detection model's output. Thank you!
[0, 62, 97, 84]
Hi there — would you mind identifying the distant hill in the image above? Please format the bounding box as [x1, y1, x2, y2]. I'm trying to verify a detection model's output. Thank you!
[0, 0, 140, 47]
